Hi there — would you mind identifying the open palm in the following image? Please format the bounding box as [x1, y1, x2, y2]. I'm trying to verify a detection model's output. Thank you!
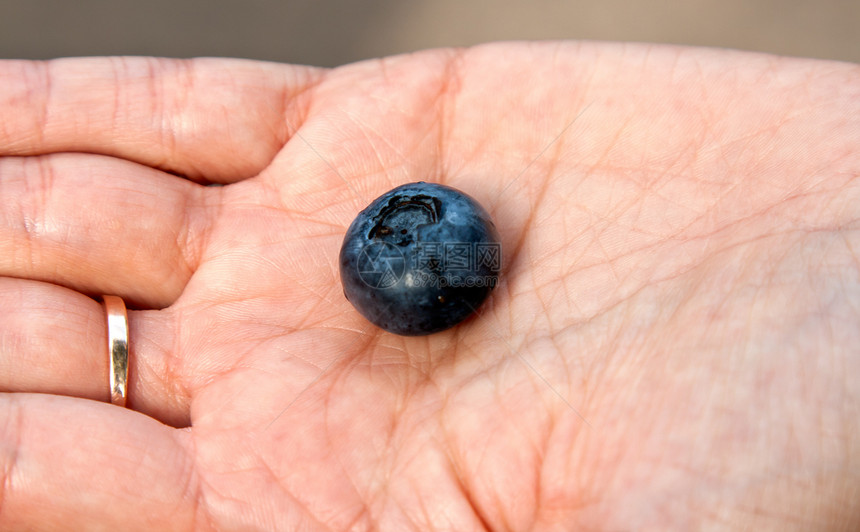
[1, 42, 858, 530]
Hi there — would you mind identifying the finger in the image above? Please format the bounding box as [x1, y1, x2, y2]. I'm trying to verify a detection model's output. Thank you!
[0, 153, 215, 308]
[0, 57, 323, 182]
[0, 394, 198, 530]
[0, 278, 189, 427]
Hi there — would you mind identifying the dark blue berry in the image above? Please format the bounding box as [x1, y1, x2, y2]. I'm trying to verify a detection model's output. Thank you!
[339, 182, 501, 336]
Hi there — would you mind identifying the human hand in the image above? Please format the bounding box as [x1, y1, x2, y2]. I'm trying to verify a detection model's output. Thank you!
[1, 42, 858, 530]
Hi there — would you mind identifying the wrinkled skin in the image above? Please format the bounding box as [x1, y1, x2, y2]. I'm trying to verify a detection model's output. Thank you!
[0, 43, 858, 530]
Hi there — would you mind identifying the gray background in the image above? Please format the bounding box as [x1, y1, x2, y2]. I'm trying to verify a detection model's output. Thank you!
[1, 0, 858, 66]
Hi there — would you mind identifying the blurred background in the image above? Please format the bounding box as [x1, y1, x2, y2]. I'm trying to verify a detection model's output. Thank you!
[1, 0, 858, 66]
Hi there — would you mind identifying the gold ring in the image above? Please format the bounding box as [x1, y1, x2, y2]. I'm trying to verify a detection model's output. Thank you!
[102, 295, 129, 407]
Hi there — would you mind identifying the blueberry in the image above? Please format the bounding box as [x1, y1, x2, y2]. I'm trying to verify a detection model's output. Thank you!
[339, 182, 501, 336]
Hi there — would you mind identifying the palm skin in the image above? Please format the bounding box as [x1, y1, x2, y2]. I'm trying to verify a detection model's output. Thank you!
[0, 42, 858, 530]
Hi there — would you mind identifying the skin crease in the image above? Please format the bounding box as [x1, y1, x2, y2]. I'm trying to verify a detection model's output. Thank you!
[0, 42, 857, 530]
